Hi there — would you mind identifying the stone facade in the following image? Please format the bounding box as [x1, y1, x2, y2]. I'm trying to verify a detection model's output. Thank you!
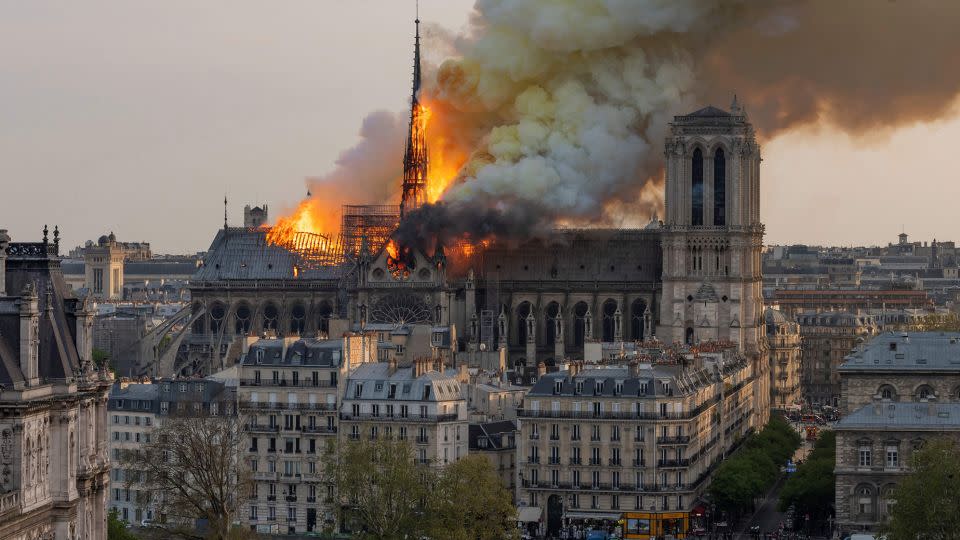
[764, 308, 802, 409]
[0, 231, 113, 540]
[236, 337, 354, 535]
[516, 346, 761, 537]
[834, 332, 960, 532]
[797, 311, 878, 407]
[84, 234, 124, 301]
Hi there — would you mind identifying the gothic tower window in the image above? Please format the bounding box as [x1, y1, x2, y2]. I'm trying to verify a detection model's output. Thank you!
[545, 302, 560, 344]
[714, 148, 726, 226]
[691, 148, 704, 226]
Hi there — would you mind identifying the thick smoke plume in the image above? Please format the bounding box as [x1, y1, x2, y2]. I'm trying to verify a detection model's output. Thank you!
[294, 0, 960, 249]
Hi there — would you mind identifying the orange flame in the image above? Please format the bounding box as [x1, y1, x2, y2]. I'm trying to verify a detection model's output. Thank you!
[265, 198, 338, 247]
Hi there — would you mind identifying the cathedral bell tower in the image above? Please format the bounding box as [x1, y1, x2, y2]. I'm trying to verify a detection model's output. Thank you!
[657, 98, 764, 354]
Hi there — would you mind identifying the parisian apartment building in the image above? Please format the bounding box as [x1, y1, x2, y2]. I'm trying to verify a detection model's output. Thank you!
[106, 378, 236, 526]
[338, 357, 469, 467]
[516, 343, 763, 529]
[236, 336, 357, 535]
[834, 332, 960, 532]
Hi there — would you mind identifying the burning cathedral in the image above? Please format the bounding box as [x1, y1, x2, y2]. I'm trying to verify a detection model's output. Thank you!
[177, 21, 767, 404]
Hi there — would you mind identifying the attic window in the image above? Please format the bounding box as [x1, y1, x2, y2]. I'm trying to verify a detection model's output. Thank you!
[575, 381, 583, 394]
[553, 381, 562, 395]
[889, 342, 897, 351]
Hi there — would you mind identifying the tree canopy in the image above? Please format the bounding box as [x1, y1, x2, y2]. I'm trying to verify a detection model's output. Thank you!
[778, 430, 835, 528]
[326, 439, 517, 540]
[883, 438, 960, 540]
[708, 416, 801, 519]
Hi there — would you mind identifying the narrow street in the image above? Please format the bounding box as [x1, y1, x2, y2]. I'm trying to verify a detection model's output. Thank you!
[740, 475, 788, 538]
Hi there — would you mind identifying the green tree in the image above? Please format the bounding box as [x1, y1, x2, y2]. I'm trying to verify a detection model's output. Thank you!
[708, 417, 802, 519]
[883, 438, 960, 539]
[778, 430, 835, 528]
[93, 347, 110, 367]
[428, 455, 518, 540]
[326, 438, 431, 540]
[108, 509, 139, 540]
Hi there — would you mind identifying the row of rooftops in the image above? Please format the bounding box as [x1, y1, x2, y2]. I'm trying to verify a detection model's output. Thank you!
[527, 347, 750, 399]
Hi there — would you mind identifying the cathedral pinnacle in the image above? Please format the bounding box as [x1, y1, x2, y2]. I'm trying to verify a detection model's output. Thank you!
[400, 15, 429, 219]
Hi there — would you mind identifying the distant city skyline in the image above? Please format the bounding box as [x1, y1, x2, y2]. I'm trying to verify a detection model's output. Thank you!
[2, 1, 959, 254]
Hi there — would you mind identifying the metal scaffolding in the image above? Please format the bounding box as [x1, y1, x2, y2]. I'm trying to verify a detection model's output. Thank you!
[337, 204, 400, 260]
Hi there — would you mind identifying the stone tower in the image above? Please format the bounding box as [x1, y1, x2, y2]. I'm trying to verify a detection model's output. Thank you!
[85, 232, 124, 301]
[658, 98, 769, 418]
[658, 99, 764, 348]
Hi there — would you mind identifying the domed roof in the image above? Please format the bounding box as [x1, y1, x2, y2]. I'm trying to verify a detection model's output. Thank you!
[97, 235, 109, 245]
[764, 307, 787, 324]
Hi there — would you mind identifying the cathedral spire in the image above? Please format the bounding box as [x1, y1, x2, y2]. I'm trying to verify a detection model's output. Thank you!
[400, 15, 429, 220]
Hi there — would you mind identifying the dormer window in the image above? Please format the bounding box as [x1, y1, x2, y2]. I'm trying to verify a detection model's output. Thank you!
[575, 381, 583, 395]
[595, 382, 603, 395]
[354, 383, 363, 398]
[554, 381, 562, 395]
[615, 381, 623, 395]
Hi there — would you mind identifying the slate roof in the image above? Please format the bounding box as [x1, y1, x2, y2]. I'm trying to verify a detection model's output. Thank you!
[840, 332, 960, 372]
[193, 228, 347, 281]
[469, 420, 517, 451]
[836, 402, 960, 429]
[0, 244, 84, 386]
[527, 365, 685, 398]
[343, 363, 464, 403]
[242, 338, 343, 368]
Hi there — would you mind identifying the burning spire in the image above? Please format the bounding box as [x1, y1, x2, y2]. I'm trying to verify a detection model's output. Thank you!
[399, 16, 429, 219]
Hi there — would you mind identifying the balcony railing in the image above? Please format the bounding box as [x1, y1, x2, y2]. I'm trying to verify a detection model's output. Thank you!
[656, 435, 691, 445]
[339, 413, 459, 423]
[657, 458, 690, 468]
[245, 424, 280, 433]
[522, 481, 695, 493]
[415, 436, 430, 444]
[301, 425, 338, 435]
[241, 401, 337, 412]
[239, 378, 336, 388]
[633, 459, 646, 467]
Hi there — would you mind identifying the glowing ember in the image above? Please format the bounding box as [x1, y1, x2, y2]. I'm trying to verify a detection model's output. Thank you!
[385, 239, 416, 280]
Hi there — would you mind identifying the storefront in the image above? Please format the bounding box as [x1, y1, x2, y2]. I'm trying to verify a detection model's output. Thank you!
[621, 511, 690, 539]
[517, 506, 542, 537]
[563, 511, 622, 538]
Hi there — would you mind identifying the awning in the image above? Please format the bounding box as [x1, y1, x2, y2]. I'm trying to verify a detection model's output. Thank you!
[563, 511, 622, 521]
[517, 507, 542, 522]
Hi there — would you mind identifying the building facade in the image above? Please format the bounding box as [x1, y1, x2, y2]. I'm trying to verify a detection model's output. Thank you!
[84, 233, 125, 301]
[516, 345, 761, 537]
[835, 332, 960, 532]
[797, 311, 878, 407]
[0, 229, 113, 540]
[764, 308, 802, 409]
[339, 358, 469, 467]
[236, 337, 353, 535]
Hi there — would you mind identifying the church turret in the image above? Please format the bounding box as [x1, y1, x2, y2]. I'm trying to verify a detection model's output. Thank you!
[400, 17, 429, 219]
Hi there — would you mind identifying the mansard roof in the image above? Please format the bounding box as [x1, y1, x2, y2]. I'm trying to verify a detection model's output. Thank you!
[0, 242, 84, 386]
[840, 332, 960, 372]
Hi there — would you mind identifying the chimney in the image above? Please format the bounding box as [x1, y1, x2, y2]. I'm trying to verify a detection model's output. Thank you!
[537, 361, 547, 378]
[0, 229, 9, 296]
[628, 359, 640, 378]
[388, 356, 398, 376]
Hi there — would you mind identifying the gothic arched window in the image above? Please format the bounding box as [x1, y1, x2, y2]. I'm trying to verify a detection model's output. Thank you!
[516, 302, 532, 345]
[714, 148, 726, 226]
[691, 148, 704, 226]
[573, 302, 589, 347]
[545, 302, 560, 344]
[601, 299, 618, 342]
[630, 299, 647, 341]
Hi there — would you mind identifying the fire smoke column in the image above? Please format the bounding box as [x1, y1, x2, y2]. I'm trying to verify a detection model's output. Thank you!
[400, 17, 430, 220]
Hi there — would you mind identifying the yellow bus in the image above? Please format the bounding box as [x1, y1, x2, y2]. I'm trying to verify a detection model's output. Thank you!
[621, 511, 689, 539]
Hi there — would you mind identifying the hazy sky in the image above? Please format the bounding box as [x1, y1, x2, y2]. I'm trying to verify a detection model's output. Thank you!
[1, 1, 958, 254]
